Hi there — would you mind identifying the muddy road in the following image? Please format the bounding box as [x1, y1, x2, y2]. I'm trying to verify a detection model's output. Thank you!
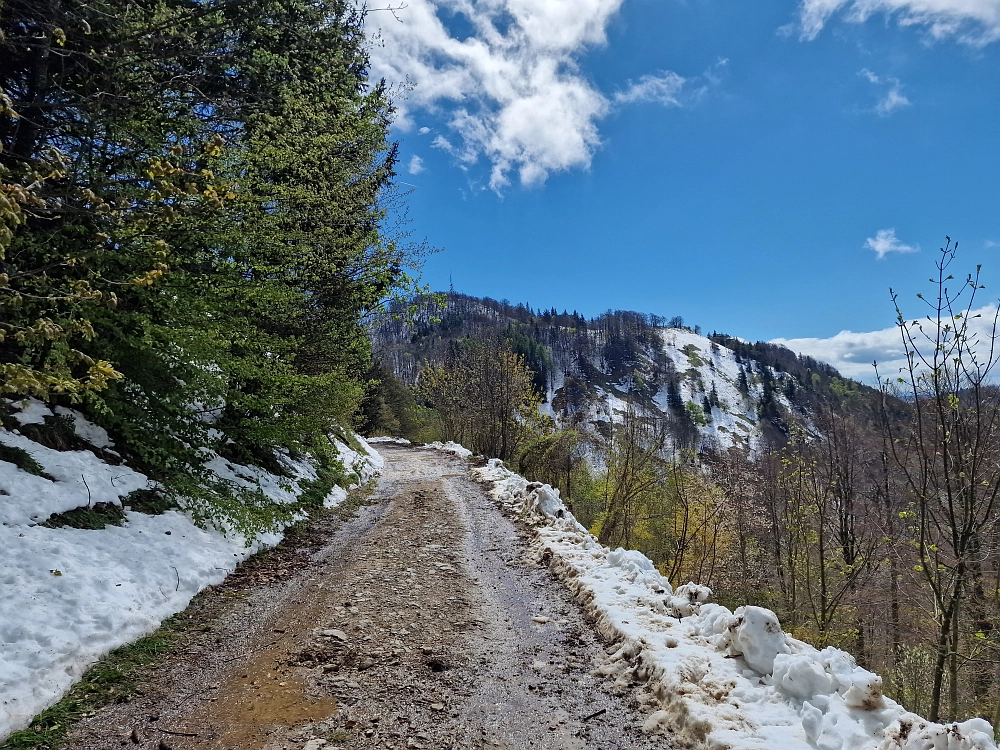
[65, 445, 666, 750]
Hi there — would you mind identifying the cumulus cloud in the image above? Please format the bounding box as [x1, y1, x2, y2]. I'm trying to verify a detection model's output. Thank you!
[774, 305, 1000, 383]
[366, 0, 625, 190]
[367, 0, 693, 190]
[614, 71, 686, 106]
[773, 326, 906, 382]
[866, 228, 918, 258]
[859, 69, 911, 116]
[408, 155, 426, 174]
[796, 0, 1000, 45]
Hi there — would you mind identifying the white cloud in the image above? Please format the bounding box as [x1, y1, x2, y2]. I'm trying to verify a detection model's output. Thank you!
[408, 155, 426, 174]
[859, 68, 880, 84]
[866, 228, 918, 258]
[367, 2, 716, 190]
[366, 0, 651, 190]
[774, 305, 1000, 383]
[858, 69, 911, 116]
[876, 86, 911, 115]
[773, 326, 906, 382]
[614, 71, 686, 106]
[797, 0, 1000, 45]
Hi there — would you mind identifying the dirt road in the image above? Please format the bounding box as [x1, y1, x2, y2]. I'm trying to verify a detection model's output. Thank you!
[65, 445, 666, 750]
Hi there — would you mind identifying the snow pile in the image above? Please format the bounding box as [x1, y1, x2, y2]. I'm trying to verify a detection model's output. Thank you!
[427, 440, 474, 458]
[365, 436, 412, 445]
[472, 458, 997, 750]
[0, 400, 381, 741]
[334, 436, 384, 486]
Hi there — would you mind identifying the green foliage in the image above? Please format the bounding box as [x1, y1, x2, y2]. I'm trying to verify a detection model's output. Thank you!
[356, 360, 433, 441]
[296, 441, 349, 509]
[42, 503, 126, 530]
[506, 329, 552, 396]
[0, 443, 48, 477]
[685, 400, 711, 426]
[419, 336, 541, 460]
[0, 0, 426, 531]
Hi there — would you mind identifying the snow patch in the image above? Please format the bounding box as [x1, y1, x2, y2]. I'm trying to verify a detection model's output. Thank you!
[427, 441, 473, 458]
[0, 431, 149, 526]
[53, 406, 115, 448]
[7, 398, 52, 426]
[365, 436, 412, 445]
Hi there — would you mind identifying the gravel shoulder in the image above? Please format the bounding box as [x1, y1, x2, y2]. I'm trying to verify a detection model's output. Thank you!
[61, 446, 667, 750]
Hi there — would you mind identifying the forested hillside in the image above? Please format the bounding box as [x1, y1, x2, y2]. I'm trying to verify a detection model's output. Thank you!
[0, 0, 423, 526]
[369, 291, 877, 452]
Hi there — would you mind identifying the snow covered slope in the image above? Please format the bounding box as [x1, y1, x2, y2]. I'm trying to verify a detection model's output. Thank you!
[0, 399, 381, 742]
[473, 459, 997, 750]
[549, 327, 802, 454]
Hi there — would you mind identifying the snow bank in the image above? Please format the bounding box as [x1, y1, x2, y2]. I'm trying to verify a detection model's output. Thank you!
[334, 436, 384, 485]
[365, 436, 412, 445]
[472, 458, 997, 750]
[427, 440, 473, 458]
[0, 402, 381, 741]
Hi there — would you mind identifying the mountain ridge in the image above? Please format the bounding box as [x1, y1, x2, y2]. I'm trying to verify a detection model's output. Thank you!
[371, 292, 878, 452]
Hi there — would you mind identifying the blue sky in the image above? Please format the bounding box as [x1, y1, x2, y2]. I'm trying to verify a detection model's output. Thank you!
[366, 0, 1000, 380]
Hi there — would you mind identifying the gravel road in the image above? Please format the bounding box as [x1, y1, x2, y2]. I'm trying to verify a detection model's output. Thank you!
[63, 445, 667, 750]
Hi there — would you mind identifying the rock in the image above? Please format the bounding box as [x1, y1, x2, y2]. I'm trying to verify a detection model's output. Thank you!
[357, 657, 375, 670]
[430, 703, 445, 711]
[303, 740, 328, 750]
[531, 616, 551, 624]
[321, 629, 349, 641]
[130, 728, 144, 743]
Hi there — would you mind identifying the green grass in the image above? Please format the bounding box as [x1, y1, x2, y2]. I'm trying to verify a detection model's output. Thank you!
[1, 614, 187, 749]
[682, 343, 706, 369]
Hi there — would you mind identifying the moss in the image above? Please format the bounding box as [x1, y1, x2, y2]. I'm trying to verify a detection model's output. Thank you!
[0, 443, 51, 479]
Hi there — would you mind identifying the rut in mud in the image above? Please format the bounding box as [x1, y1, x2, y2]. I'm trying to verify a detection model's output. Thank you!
[64, 445, 670, 750]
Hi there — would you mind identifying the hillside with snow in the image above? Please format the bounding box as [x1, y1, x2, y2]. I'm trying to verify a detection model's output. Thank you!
[372, 293, 863, 452]
[543, 325, 807, 454]
[0, 399, 382, 741]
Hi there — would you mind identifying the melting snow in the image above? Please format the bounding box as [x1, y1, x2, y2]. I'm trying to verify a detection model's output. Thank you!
[0, 403, 380, 741]
[472, 457, 997, 750]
